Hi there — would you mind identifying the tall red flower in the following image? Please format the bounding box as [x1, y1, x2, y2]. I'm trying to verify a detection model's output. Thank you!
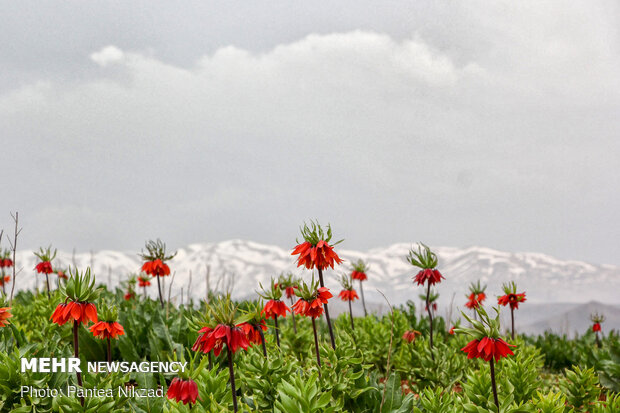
[167, 378, 200, 405]
[240, 321, 267, 346]
[402, 330, 421, 343]
[262, 299, 289, 319]
[0, 258, 13, 268]
[138, 275, 151, 287]
[50, 302, 98, 326]
[192, 324, 249, 356]
[35, 261, 53, 275]
[292, 240, 343, 271]
[465, 293, 481, 309]
[592, 323, 601, 332]
[351, 270, 367, 281]
[142, 259, 170, 277]
[413, 268, 444, 286]
[461, 337, 516, 362]
[497, 293, 526, 310]
[0, 307, 13, 327]
[89, 321, 125, 339]
[338, 289, 359, 302]
[477, 292, 487, 305]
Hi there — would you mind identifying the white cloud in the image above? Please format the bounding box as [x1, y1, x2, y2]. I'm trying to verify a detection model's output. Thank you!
[90, 45, 125, 67]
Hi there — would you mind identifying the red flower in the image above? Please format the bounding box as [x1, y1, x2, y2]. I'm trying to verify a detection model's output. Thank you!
[56, 271, 68, 280]
[0, 258, 13, 268]
[50, 302, 98, 326]
[138, 276, 151, 287]
[89, 321, 125, 339]
[497, 293, 526, 310]
[167, 377, 200, 405]
[124, 292, 135, 301]
[35, 261, 53, 275]
[592, 323, 601, 332]
[351, 271, 367, 281]
[0, 275, 10, 286]
[465, 293, 481, 309]
[284, 286, 298, 299]
[262, 300, 289, 319]
[413, 268, 444, 286]
[425, 302, 438, 312]
[338, 289, 359, 302]
[191, 324, 249, 356]
[476, 292, 486, 304]
[402, 330, 421, 343]
[292, 298, 324, 318]
[292, 240, 343, 271]
[240, 321, 267, 345]
[449, 326, 455, 335]
[0, 307, 13, 327]
[141, 259, 170, 277]
[461, 337, 516, 362]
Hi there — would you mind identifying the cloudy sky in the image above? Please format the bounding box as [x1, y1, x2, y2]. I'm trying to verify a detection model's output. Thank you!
[1, 1, 619, 265]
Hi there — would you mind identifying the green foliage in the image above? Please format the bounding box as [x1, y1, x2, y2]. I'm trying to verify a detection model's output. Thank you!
[559, 366, 601, 411]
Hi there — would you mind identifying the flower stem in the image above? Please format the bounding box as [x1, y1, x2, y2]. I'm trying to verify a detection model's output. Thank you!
[426, 281, 434, 356]
[274, 315, 280, 348]
[257, 325, 267, 356]
[348, 299, 355, 330]
[143, 285, 146, 300]
[359, 280, 367, 317]
[490, 358, 499, 411]
[596, 332, 601, 348]
[45, 273, 51, 299]
[311, 317, 322, 376]
[107, 336, 111, 363]
[73, 320, 84, 406]
[227, 346, 238, 412]
[510, 307, 515, 340]
[317, 268, 336, 349]
[290, 297, 297, 333]
[156, 275, 164, 308]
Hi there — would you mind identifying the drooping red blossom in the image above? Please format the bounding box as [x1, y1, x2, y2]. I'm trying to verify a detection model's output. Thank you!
[592, 323, 601, 332]
[35, 261, 53, 275]
[497, 293, 526, 310]
[284, 286, 298, 299]
[338, 289, 359, 302]
[476, 292, 487, 305]
[0, 307, 13, 327]
[124, 292, 135, 301]
[240, 321, 267, 346]
[0, 258, 13, 268]
[262, 299, 289, 319]
[449, 326, 455, 335]
[89, 321, 125, 339]
[465, 293, 481, 309]
[413, 268, 444, 286]
[351, 270, 367, 281]
[461, 337, 516, 362]
[56, 270, 68, 280]
[402, 330, 421, 343]
[138, 276, 151, 287]
[292, 240, 343, 271]
[50, 302, 98, 326]
[191, 324, 249, 356]
[141, 259, 170, 277]
[167, 377, 200, 405]
[0, 275, 10, 286]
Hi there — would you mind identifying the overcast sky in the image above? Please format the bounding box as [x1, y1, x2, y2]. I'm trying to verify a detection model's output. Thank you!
[1, 1, 619, 265]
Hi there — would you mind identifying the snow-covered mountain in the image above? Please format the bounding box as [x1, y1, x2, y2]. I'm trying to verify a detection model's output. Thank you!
[8, 240, 620, 323]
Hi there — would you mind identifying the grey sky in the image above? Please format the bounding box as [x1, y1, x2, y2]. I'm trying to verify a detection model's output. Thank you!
[1, 1, 619, 265]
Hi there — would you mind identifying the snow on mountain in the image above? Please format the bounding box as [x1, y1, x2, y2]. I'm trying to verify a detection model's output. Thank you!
[8, 240, 620, 317]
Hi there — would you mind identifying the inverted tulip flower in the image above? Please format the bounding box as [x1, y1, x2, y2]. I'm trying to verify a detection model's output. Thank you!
[455, 306, 516, 410]
[497, 281, 526, 340]
[0, 249, 12, 295]
[34, 246, 56, 299]
[50, 268, 99, 406]
[338, 274, 359, 330]
[139, 239, 176, 309]
[407, 243, 444, 352]
[258, 279, 290, 348]
[89, 300, 124, 363]
[590, 312, 605, 348]
[350, 259, 369, 316]
[167, 377, 200, 406]
[239, 302, 269, 356]
[277, 272, 300, 333]
[292, 277, 332, 375]
[0, 295, 12, 328]
[292, 221, 343, 349]
[138, 273, 151, 298]
[191, 296, 250, 412]
[465, 281, 487, 319]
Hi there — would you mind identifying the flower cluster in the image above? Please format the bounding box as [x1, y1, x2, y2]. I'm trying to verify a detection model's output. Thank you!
[455, 306, 516, 363]
[192, 324, 249, 356]
[50, 268, 99, 326]
[350, 259, 369, 281]
[292, 222, 343, 270]
[465, 280, 487, 309]
[0, 250, 12, 269]
[407, 244, 444, 286]
[497, 282, 526, 310]
[139, 239, 176, 277]
[337, 274, 359, 302]
[0, 307, 13, 327]
[403, 330, 421, 343]
[138, 274, 151, 287]
[51, 302, 98, 326]
[258, 279, 290, 319]
[89, 301, 124, 339]
[240, 320, 267, 346]
[167, 378, 199, 405]
[590, 312, 605, 332]
[292, 278, 333, 319]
